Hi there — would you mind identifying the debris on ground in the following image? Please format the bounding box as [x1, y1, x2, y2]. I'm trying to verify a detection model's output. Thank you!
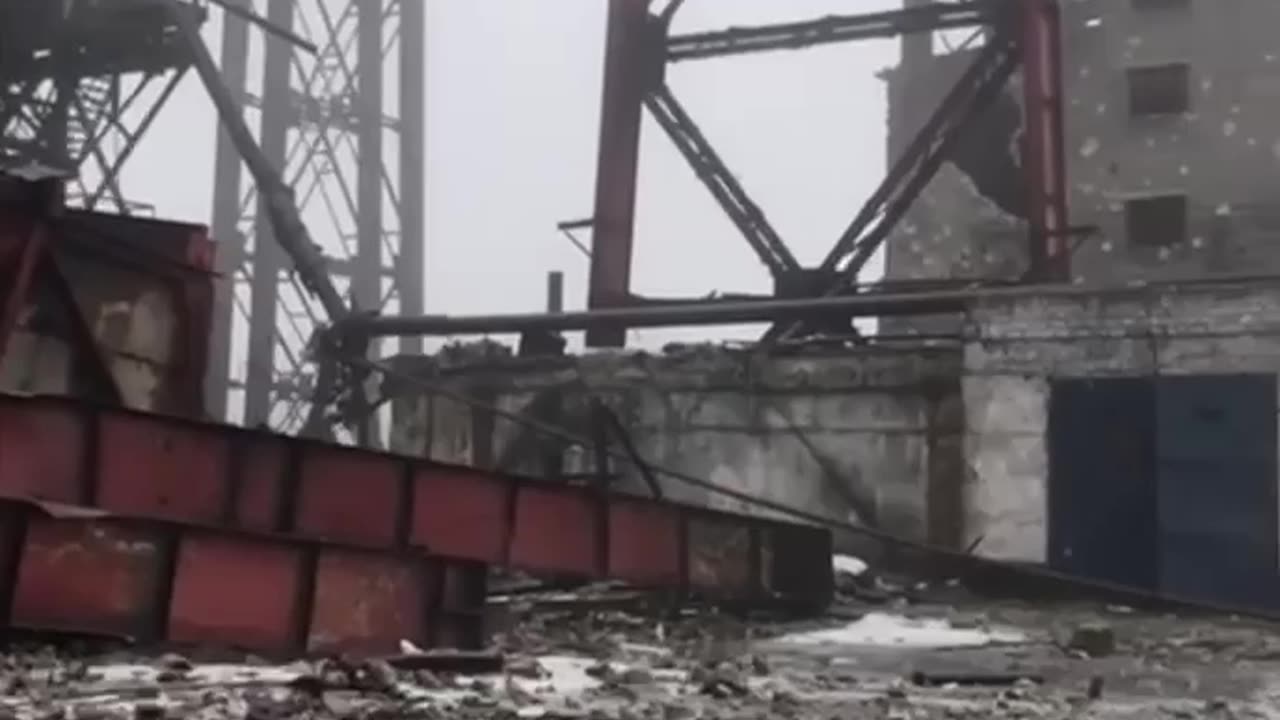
[1067, 621, 1118, 657]
[8, 555, 1280, 718]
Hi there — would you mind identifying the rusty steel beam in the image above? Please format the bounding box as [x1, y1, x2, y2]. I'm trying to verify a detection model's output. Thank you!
[567, 0, 1069, 349]
[0, 497, 486, 655]
[586, 0, 655, 347]
[332, 288, 966, 338]
[0, 393, 835, 610]
[1020, 0, 1069, 281]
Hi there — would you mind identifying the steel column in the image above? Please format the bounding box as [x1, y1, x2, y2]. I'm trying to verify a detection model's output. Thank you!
[398, 0, 427, 355]
[586, 0, 653, 347]
[206, 0, 252, 421]
[1020, 0, 1070, 280]
[243, 0, 296, 427]
[204, 1, 428, 432]
[355, 2, 384, 313]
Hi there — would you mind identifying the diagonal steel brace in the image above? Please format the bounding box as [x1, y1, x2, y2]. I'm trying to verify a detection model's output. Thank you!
[644, 84, 800, 278]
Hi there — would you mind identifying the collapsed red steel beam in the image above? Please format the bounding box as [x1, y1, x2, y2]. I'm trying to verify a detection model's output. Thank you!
[0, 496, 487, 655]
[0, 393, 835, 613]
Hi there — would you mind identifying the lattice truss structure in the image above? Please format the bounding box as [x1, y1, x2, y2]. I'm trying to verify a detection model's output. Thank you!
[206, 0, 426, 431]
[0, 2, 193, 213]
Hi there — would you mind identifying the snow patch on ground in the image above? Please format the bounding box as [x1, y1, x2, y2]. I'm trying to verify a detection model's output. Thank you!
[513, 655, 608, 695]
[832, 554, 868, 577]
[776, 613, 1026, 649]
[95, 662, 304, 685]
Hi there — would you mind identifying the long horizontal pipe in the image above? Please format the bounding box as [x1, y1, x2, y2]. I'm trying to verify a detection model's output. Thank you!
[333, 274, 1280, 339]
[336, 294, 958, 338]
[666, 1, 995, 62]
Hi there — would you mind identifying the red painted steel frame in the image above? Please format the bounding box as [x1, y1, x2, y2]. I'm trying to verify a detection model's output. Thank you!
[586, 0, 653, 347]
[0, 393, 835, 608]
[0, 498, 486, 655]
[585, 0, 1070, 341]
[0, 191, 215, 417]
[1020, 0, 1069, 280]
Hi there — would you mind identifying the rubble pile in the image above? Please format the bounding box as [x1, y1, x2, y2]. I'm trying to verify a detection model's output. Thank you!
[4, 556, 1280, 719]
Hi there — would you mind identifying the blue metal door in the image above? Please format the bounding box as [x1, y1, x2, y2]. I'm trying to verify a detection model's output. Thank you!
[1048, 378, 1158, 589]
[1156, 374, 1278, 608]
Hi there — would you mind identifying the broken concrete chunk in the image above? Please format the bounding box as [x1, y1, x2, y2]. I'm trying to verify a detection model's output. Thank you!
[616, 667, 654, 685]
[506, 656, 548, 680]
[158, 653, 192, 672]
[1068, 623, 1116, 657]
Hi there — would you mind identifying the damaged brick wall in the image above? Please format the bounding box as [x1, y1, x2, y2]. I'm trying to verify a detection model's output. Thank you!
[388, 344, 967, 546]
[883, 0, 1280, 296]
[964, 282, 1280, 562]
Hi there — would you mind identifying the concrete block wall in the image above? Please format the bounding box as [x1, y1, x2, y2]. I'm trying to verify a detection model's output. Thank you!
[388, 345, 966, 545]
[963, 282, 1280, 562]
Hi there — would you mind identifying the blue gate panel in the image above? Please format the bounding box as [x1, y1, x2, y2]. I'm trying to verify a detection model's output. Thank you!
[1048, 378, 1158, 590]
[1156, 374, 1278, 609]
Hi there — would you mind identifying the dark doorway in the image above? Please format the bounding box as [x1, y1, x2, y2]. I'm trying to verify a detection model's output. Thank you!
[1048, 378, 1158, 590]
[1156, 375, 1278, 607]
[1048, 374, 1278, 608]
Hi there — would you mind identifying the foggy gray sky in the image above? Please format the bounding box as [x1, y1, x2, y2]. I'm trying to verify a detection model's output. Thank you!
[114, 0, 901, 348]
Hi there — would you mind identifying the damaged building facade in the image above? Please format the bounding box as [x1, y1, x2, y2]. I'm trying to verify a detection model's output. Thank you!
[389, 0, 1280, 607]
[885, 0, 1280, 287]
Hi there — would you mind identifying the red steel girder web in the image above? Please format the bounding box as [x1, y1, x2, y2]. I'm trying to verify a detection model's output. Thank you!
[585, 0, 1069, 347]
[0, 391, 833, 654]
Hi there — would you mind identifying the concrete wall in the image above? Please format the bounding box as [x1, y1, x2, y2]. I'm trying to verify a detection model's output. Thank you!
[883, 0, 1280, 288]
[388, 344, 966, 545]
[963, 282, 1280, 562]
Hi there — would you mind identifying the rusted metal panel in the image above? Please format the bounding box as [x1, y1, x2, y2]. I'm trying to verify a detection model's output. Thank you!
[0, 393, 835, 608]
[0, 400, 83, 502]
[410, 467, 511, 563]
[509, 485, 597, 576]
[97, 413, 230, 524]
[309, 549, 427, 655]
[296, 446, 402, 546]
[230, 434, 290, 533]
[0, 499, 487, 655]
[0, 191, 214, 418]
[168, 532, 301, 651]
[609, 498, 682, 586]
[13, 516, 165, 639]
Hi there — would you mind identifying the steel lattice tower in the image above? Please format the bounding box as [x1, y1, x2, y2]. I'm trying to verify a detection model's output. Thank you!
[0, 3, 197, 212]
[205, 0, 426, 430]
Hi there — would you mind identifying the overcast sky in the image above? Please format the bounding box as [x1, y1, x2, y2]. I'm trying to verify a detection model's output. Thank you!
[113, 0, 901, 349]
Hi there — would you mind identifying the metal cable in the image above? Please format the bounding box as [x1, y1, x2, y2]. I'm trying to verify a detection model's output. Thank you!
[334, 351, 889, 538]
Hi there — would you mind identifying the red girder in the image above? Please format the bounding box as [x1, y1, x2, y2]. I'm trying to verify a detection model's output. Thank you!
[586, 0, 654, 346]
[585, 0, 1070, 345]
[0, 175, 833, 655]
[1020, 0, 1070, 279]
[0, 497, 486, 655]
[0, 393, 834, 642]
